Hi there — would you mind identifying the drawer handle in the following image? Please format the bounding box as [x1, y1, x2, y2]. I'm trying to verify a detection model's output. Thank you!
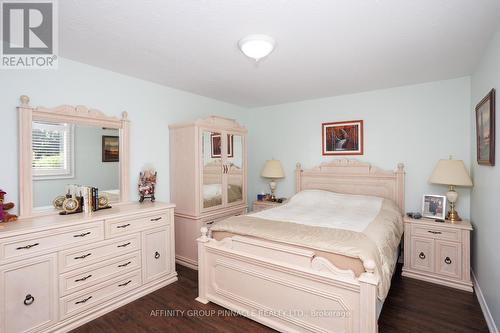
[206, 221, 215, 225]
[419, 252, 426, 260]
[444, 257, 452, 265]
[75, 274, 92, 282]
[73, 232, 91, 238]
[117, 223, 131, 229]
[118, 280, 132, 287]
[117, 242, 131, 248]
[16, 243, 39, 250]
[75, 296, 92, 305]
[24, 294, 35, 306]
[150, 217, 162, 222]
[154, 251, 161, 259]
[118, 261, 131, 268]
[74, 253, 92, 260]
[428, 230, 442, 235]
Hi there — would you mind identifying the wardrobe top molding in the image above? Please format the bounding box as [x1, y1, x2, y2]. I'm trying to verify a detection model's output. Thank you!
[168, 115, 247, 132]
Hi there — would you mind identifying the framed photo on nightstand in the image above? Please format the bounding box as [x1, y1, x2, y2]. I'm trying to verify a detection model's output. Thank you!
[422, 194, 446, 220]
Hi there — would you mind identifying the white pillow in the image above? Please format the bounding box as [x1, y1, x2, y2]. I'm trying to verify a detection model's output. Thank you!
[203, 184, 222, 199]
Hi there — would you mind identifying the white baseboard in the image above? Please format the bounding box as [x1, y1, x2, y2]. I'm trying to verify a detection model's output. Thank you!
[472, 270, 499, 333]
[176, 255, 198, 270]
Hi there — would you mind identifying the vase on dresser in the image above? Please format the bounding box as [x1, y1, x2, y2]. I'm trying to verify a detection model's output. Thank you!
[169, 116, 248, 269]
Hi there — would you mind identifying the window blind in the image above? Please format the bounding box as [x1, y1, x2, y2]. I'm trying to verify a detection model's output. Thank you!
[32, 122, 74, 179]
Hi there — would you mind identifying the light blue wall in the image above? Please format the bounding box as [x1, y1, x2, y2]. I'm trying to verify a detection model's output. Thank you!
[246, 77, 472, 217]
[0, 58, 247, 213]
[471, 22, 500, 331]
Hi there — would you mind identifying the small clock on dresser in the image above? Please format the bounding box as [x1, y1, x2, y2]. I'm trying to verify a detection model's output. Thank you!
[402, 217, 473, 292]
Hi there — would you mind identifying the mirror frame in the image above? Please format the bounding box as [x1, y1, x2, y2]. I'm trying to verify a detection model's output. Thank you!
[17, 95, 130, 218]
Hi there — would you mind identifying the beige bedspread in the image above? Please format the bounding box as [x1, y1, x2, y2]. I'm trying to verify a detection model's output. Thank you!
[210, 199, 403, 300]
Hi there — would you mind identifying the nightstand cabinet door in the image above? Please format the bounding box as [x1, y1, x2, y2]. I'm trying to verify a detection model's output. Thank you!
[1, 254, 57, 333]
[435, 240, 462, 280]
[410, 237, 434, 272]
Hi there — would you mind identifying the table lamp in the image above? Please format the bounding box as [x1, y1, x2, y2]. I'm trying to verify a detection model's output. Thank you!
[428, 158, 473, 222]
[261, 160, 285, 200]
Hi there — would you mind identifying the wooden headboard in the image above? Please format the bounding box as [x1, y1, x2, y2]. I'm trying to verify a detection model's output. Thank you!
[295, 159, 405, 212]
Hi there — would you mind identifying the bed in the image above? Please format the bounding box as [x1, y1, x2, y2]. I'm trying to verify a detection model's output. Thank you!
[196, 159, 405, 333]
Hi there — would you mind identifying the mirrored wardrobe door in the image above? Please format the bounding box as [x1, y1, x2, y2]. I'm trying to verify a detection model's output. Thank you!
[225, 133, 244, 205]
[201, 130, 223, 210]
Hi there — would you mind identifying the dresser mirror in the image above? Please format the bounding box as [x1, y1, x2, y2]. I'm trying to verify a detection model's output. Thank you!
[18, 95, 130, 217]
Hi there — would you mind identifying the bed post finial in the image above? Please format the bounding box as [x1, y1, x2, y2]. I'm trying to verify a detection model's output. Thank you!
[397, 163, 404, 172]
[20, 95, 30, 107]
[295, 163, 302, 193]
[363, 260, 376, 275]
[199, 227, 209, 243]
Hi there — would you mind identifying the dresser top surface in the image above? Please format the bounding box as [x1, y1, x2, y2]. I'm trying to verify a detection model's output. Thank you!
[0, 201, 175, 238]
[404, 217, 472, 230]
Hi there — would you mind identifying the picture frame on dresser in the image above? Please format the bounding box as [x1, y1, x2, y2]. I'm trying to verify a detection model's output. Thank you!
[422, 194, 447, 220]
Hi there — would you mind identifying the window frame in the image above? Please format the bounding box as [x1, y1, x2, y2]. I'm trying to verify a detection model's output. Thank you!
[32, 122, 75, 180]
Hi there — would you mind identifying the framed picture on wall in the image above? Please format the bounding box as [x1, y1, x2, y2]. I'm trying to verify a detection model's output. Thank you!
[476, 88, 496, 166]
[102, 135, 119, 162]
[211, 133, 233, 158]
[322, 120, 363, 155]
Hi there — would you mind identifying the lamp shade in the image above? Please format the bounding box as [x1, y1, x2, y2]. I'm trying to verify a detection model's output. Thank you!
[429, 159, 473, 187]
[261, 160, 285, 179]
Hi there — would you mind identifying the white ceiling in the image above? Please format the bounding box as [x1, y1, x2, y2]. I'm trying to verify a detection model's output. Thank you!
[60, 0, 500, 107]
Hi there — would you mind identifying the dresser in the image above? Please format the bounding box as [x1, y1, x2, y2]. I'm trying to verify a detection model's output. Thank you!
[402, 217, 472, 292]
[169, 116, 247, 269]
[0, 202, 176, 333]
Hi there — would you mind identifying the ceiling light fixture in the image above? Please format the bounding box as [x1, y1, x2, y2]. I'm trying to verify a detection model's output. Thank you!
[238, 34, 275, 62]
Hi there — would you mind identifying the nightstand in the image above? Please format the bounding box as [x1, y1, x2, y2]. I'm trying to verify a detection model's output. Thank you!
[402, 217, 473, 292]
[252, 200, 285, 212]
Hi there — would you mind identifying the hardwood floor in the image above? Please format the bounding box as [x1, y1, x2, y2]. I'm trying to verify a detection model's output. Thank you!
[72, 264, 488, 333]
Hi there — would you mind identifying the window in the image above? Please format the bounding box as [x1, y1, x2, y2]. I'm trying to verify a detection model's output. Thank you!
[32, 122, 74, 179]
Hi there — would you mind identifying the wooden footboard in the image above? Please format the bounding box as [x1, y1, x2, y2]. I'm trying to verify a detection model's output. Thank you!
[196, 227, 378, 333]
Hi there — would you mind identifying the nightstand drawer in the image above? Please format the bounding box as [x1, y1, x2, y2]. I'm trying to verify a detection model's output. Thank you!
[435, 240, 462, 280]
[412, 224, 461, 242]
[410, 237, 434, 272]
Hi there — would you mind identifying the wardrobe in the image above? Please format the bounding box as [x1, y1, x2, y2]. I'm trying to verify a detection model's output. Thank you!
[169, 116, 247, 268]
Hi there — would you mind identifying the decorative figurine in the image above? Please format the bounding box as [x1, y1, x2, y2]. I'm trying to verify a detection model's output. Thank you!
[138, 168, 157, 202]
[0, 189, 18, 222]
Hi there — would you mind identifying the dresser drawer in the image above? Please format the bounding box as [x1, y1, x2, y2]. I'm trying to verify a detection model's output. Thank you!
[105, 212, 170, 238]
[59, 270, 141, 320]
[59, 234, 140, 272]
[435, 240, 462, 280]
[412, 224, 461, 242]
[201, 208, 245, 228]
[0, 222, 104, 261]
[59, 251, 141, 296]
